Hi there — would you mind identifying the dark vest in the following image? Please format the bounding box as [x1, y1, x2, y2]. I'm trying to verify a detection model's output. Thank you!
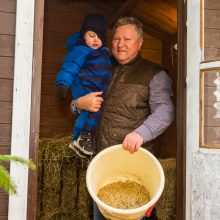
[96, 54, 163, 153]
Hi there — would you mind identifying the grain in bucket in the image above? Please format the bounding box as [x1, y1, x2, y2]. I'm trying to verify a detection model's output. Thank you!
[86, 144, 165, 220]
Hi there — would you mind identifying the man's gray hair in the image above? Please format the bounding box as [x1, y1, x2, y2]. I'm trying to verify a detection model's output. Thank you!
[112, 16, 143, 38]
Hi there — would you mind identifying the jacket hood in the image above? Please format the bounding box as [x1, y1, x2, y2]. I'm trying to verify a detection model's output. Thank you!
[66, 32, 83, 51]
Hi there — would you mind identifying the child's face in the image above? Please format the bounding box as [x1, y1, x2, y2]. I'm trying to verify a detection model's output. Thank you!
[84, 31, 102, 49]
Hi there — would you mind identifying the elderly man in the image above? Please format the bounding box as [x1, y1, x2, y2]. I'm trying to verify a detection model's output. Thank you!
[72, 16, 174, 220]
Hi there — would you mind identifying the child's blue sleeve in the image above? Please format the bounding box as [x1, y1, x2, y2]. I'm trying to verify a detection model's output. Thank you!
[55, 46, 92, 88]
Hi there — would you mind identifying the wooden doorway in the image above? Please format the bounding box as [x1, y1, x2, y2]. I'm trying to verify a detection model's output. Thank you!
[176, 0, 187, 219]
[28, 0, 187, 219]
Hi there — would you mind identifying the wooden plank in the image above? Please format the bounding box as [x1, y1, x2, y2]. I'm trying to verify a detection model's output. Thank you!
[0, 124, 11, 146]
[142, 21, 170, 40]
[39, 126, 72, 138]
[41, 105, 73, 117]
[0, 216, 8, 220]
[0, 79, 13, 102]
[0, 0, 16, 13]
[41, 83, 63, 95]
[44, 21, 80, 34]
[27, 0, 45, 219]
[205, 9, 220, 29]
[0, 102, 12, 123]
[43, 31, 71, 46]
[0, 35, 15, 57]
[44, 0, 97, 13]
[43, 40, 67, 54]
[0, 146, 11, 155]
[204, 48, 220, 61]
[0, 194, 8, 216]
[44, 10, 84, 24]
[42, 73, 57, 85]
[204, 71, 219, 86]
[42, 52, 65, 63]
[0, 57, 14, 79]
[41, 94, 72, 106]
[205, 0, 220, 10]
[176, 0, 186, 219]
[42, 62, 61, 73]
[204, 106, 220, 126]
[162, 34, 178, 100]
[157, 125, 177, 158]
[109, 0, 140, 27]
[8, 0, 35, 219]
[203, 126, 220, 147]
[204, 86, 216, 106]
[204, 29, 220, 48]
[142, 38, 162, 50]
[140, 49, 162, 64]
[0, 12, 16, 35]
[143, 32, 156, 40]
[200, 62, 220, 70]
[40, 116, 75, 127]
[132, 0, 177, 35]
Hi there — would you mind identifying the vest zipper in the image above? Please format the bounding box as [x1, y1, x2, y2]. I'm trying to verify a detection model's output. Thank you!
[96, 66, 124, 152]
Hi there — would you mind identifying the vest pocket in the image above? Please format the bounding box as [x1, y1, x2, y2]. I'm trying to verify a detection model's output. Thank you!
[109, 127, 133, 141]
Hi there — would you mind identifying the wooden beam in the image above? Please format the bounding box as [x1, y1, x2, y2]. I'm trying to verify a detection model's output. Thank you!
[8, 0, 35, 219]
[142, 22, 171, 41]
[109, 0, 140, 28]
[27, 0, 45, 219]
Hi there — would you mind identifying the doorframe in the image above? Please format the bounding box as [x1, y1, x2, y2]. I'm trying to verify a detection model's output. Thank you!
[8, 1, 36, 220]
[27, 0, 45, 219]
[176, 0, 187, 219]
[27, 0, 188, 219]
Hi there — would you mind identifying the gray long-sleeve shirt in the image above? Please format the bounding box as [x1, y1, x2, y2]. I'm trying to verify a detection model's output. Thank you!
[71, 70, 174, 143]
[135, 70, 174, 142]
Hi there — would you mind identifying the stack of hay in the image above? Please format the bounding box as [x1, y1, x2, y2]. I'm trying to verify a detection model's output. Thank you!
[37, 135, 176, 220]
[37, 136, 93, 220]
[157, 158, 176, 220]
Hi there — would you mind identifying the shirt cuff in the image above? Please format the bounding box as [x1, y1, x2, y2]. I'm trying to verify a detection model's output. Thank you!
[70, 99, 80, 115]
[135, 125, 154, 143]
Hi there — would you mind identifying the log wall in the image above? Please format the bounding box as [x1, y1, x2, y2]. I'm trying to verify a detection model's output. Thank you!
[0, 1, 16, 219]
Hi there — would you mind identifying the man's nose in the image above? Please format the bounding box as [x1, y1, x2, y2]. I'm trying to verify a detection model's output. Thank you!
[118, 39, 124, 47]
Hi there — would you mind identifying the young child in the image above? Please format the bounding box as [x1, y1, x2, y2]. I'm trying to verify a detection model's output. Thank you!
[56, 14, 112, 158]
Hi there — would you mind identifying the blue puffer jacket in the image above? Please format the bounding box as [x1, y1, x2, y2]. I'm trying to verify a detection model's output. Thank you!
[56, 32, 112, 139]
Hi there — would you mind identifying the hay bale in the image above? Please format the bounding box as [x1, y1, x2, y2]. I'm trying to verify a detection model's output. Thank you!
[43, 160, 62, 192]
[75, 164, 93, 220]
[157, 158, 176, 220]
[41, 191, 60, 220]
[60, 158, 79, 214]
[37, 135, 92, 220]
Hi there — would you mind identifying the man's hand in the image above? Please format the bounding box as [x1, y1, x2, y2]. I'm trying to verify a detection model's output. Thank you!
[56, 84, 68, 100]
[77, 91, 103, 112]
[122, 131, 144, 153]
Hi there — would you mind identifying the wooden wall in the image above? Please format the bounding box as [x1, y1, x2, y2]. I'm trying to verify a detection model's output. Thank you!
[202, 0, 220, 146]
[40, 0, 163, 139]
[204, 0, 220, 60]
[0, 1, 16, 219]
[159, 35, 177, 158]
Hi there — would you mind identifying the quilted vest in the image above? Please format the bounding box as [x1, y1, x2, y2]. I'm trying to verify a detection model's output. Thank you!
[96, 54, 163, 153]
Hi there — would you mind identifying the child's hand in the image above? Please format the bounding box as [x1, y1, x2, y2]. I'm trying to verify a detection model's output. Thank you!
[56, 84, 68, 100]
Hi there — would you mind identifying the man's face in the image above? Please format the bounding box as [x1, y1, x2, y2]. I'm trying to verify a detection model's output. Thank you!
[112, 24, 143, 64]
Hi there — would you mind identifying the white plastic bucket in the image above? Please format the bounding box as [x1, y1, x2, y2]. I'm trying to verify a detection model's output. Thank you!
[86, 144, 165, 220]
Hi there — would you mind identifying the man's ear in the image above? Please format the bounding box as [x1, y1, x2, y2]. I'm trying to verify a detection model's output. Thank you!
[138, 37, 143, 49]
